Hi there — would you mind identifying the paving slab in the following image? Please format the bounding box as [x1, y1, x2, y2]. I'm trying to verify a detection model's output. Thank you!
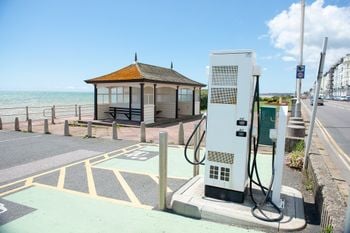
[170, 176, 306, 232]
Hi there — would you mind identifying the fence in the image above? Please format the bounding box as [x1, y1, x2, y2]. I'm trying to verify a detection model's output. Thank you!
[0, 104, 93, 123]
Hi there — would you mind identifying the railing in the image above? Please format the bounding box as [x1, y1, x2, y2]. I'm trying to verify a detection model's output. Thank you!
[0, 104, 93, 123]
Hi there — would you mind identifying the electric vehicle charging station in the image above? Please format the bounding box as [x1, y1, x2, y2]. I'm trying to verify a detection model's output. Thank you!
[204, 50, 259, 203]
[173, 50, 306, 231]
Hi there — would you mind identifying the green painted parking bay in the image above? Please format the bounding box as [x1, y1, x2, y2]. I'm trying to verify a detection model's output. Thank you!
[94, 145, 205, 179]
[0, 143, 271, 232]
[1, 186, 262, 233]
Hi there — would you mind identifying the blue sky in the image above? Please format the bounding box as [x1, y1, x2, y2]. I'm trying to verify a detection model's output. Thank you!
[0, 0, 349, 93]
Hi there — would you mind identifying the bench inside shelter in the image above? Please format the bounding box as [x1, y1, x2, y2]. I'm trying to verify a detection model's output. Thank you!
[105, 107, 141, 120]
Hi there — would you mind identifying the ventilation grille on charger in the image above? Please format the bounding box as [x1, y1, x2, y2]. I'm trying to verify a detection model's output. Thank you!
[207, 151, 234, 164]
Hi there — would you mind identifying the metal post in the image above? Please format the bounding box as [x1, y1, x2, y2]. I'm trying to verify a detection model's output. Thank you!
[193, 123, 200, 177]
[78, 106, 81, 121]
[27, 119, 32, 133]
[112, 121, 118, 140]
[44, 119, 49, 134]
[304, 37, 328, 170]
[51, 107, 55, 124]
[75, 104, 78, 117]
[14, 117, 20, 131]
[87, 121, 92, 138]
[140, 122, 146, 142]
[178, 122, 184, 145]
[25, 106, 29, 121]
[345, 195, 350, 233]
[272, 106, 288, 206]
[64, 120, 70, 136]
[0, 117, 2, 130]
[159, 131, 168, 210]
[295, 0, 305, 117]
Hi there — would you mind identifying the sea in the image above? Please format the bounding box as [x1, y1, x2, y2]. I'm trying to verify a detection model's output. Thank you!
[0, 91, 94, 123]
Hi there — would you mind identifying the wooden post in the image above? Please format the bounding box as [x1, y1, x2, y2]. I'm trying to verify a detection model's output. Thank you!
[14, 117, 20, 131]
[112, 121, 118, 140]
[140, 122, 146, 142]
[178, 122, 184, 145]
[25, 106, 29, 121]
[153, 84, 157, 119]
[140, 83, 144, 122]
[44, 119, 49, 134]
[175, 86, 179, 118]
[27, 119, 32, 133]
[64, 120, 70, 136]
[94, 84, 98, 120]
[192, 87, 195, 116]
[129, 86, 132, 120]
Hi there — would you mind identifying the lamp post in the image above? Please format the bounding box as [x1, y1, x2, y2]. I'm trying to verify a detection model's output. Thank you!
[295, 0, 305, 117]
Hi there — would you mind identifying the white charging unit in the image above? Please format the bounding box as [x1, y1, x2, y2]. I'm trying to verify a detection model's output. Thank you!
[204, 50, 260, 203]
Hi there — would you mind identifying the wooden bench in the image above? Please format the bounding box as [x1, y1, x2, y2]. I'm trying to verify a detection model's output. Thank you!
[105, 107, 141, 120]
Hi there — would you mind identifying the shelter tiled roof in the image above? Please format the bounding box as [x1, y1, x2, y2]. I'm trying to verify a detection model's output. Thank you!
[85, 62, 206, 87]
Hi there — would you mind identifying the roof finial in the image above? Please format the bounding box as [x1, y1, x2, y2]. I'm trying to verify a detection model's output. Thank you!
[170, 61, 173, 70]
[134, 52, 138, 63]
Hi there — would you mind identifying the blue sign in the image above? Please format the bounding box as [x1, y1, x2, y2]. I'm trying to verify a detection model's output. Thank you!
[296, 65, 305, 79]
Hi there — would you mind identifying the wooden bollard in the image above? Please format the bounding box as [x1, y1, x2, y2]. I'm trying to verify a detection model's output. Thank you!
[51, 107, 55, 124]
[87, 121, 92, 138]
[28, 119, 32, 133]
[15, 117, 20, 131]
[64, 120, 70, 136]
[0, 117, 2, 130]
[140, 122, 146, 142]
[44, 119, 49, 134]
[78, 106, 81, 121]
[112, 121, 118, 140]
[178, 122, 184, 145]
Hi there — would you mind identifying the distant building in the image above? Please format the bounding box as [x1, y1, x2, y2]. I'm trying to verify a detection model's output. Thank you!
[321, 54, 350, 98]
[85, 61, 205, 125]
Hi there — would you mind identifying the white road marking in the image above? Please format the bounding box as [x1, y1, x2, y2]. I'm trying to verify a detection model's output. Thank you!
[0, 135, 42, 143]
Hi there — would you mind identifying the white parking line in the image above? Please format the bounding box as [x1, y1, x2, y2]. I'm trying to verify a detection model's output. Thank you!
[0, 135, 42, 143]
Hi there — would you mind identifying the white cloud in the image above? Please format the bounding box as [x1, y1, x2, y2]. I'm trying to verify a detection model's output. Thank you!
[267, 0, 350, 69]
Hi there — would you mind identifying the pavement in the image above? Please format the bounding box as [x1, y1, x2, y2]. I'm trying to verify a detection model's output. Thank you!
[0, 130, 264, 233]
[1, 116, 203, 145]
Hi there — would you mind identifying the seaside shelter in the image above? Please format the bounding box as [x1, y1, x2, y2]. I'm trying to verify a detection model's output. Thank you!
[85, 62, 206, 125]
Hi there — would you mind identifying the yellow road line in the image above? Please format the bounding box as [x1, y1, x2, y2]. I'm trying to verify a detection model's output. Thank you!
[0, 144, 140, 190]
[33, 182, 153, 210]
[316, 119, 350, 170]
[85, 161, 97, 196]
[57, 167, 66, 189]
[113, 170, 142, 206]
[0, 185, 30, 197]
[149, 174, 172, 192]
[302, 100, 350, 170]
[25, 177, 33, 186]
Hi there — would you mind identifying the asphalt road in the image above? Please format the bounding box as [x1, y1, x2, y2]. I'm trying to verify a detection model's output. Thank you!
[303, 99, 350, 183]
[0, 130, 137, 185]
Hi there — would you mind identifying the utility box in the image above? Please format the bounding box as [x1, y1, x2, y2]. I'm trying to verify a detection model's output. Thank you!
[259, 106, 276, 145]
[204, 50, 259, 203]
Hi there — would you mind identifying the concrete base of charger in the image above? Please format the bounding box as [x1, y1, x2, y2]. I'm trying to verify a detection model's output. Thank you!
[169, 176, 306, 232]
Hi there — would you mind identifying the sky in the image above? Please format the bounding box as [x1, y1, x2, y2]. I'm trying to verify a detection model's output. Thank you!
[0, 0, 349, 93]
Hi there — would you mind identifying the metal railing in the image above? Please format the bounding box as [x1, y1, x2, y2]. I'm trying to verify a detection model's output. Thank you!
[0, 104, 93, 123]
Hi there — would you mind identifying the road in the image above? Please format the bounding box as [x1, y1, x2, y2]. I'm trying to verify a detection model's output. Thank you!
[0, 130, 259, 233]
[302, 99, 350, 184]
